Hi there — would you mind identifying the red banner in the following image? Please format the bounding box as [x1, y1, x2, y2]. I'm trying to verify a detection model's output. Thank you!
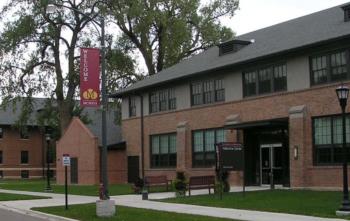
[80, 48, 100, 107]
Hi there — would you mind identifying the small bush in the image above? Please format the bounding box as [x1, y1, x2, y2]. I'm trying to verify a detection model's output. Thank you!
[173, 171, 187, 197]
[132, 177, 144, 194]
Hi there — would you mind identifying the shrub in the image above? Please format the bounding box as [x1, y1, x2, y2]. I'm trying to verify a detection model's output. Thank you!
[173, 171, 187, 197]
[132, 177, 144, 194]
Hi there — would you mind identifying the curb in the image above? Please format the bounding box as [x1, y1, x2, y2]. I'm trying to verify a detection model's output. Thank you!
[0, 204, 78, 221]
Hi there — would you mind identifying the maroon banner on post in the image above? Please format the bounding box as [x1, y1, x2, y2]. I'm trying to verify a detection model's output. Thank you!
[80, 48, 100, 107]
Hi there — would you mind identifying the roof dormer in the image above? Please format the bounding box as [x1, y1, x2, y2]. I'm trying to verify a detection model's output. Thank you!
[342, 4, 350, 22]
[218, 39, 252, 56]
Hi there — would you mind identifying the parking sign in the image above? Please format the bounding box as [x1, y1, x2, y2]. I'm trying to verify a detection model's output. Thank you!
[62, 154, 71, 166]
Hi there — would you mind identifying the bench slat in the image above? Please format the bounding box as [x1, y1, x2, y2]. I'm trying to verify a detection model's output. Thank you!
[188, 175, 215, 196]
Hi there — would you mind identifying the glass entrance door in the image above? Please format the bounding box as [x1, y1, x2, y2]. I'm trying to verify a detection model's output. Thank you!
[260, 144, 283, 185]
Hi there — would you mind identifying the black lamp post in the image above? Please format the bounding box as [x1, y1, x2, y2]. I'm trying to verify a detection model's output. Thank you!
[45, 133, 52, 192]
[336, 85, 350, 212]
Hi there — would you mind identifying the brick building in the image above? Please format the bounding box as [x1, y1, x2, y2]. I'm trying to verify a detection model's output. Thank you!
[0, 98, 49, 179]
[56, 109, 126, 185]
[112, 3, 350, 188]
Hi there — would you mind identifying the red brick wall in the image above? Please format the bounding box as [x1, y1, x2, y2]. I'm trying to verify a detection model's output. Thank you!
[122, 82, 350, 188]
[56, 118, 127, 185]
[0, 126, 47, 178]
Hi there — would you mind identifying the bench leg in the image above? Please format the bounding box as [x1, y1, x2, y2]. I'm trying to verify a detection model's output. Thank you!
[209, 187, 211, 195]
[189, 188, 191, 196]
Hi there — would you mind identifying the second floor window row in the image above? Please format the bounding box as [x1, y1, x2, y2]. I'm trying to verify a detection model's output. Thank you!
[243, 63, 287, 97]
[150, 88, 176, 113]
[311, 50, 349, 85]
[191, 79, 225, 106]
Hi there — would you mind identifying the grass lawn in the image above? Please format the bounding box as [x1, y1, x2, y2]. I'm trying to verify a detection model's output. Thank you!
[34, 204, 239, 221]
[160, 189, 350, 219]
[0, 179, 133, 196]
[0, 192, 48, 201]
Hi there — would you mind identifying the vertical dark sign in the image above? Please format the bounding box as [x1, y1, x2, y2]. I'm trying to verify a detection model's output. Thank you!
[216, 142, 244, 171]
[216, 142, 245, 197]
[80, 48, 100, 107]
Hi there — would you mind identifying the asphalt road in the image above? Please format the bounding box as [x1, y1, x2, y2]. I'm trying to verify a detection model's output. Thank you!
[0, 208, 48, 221]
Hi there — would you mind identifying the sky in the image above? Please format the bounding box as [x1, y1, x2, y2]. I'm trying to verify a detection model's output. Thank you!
[1, 0, 349, 35]
[225, 0, 350, 35]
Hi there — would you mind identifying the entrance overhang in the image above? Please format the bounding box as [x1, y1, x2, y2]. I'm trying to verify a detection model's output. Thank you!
[225, 118, 288, 130]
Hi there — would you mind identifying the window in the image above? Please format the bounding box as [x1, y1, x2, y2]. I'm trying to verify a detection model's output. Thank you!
[149, 89, 176, 113]
[159, 90, 168, 111]
[191, 79, 225, 106]
[20, 128, 29, 139]
[343, 7, 350, 22]
[129, 96, 136, 117]
[273, 65, 287, 92]
[243, 64, 287, 97]
[215, 80, 225, 102]
[0, 128, 3, 139]
[169, 89, 176, 110]
[150, 133, 176, 168]
[0, 151, 2, 164]
[313, 115, 350, 165]
[21, 170, 29, 179]
[192, 128, 226, 167]
[311, 50, 350, 85]
[243, 71, 257, 96]
[191, 83, 203, 105]
[21, 151, 28, 164]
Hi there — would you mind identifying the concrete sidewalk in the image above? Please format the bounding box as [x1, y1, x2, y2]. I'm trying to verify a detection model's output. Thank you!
[0, 188, 347, 221]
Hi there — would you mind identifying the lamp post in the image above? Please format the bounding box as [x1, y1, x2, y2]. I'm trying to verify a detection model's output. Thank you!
[45, 133, 52, 192]
[336, 85, 350, 213]
[47, 2, 109, 199]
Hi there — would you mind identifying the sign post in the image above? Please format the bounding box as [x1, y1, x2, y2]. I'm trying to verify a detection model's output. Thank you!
[62, 154, 71, 210]
[216, 142, 245, 199]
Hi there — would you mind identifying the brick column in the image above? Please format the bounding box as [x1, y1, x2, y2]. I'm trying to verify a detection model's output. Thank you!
[176, 121, 188, 172]
[225, 114, 243, 186]
[289, 105, 307, 188]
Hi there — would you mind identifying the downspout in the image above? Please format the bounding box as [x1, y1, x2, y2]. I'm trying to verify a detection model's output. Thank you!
[140, 95, 145, 179]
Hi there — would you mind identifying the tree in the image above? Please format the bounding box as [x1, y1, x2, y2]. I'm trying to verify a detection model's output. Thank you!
[0, 0, 135, 133]
[108, 0, 239, 75]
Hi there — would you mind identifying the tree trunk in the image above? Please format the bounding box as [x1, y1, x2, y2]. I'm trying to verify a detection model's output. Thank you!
[58, 100, 73, 135]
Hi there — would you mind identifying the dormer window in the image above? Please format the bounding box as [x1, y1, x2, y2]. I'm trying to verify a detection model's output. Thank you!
[218, 40, 252, 56]
[342, 5, 350, 22]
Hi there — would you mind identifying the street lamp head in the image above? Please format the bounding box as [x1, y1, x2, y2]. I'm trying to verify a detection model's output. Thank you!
[45, 133, 51, 141]
[336, 85, 350, 110]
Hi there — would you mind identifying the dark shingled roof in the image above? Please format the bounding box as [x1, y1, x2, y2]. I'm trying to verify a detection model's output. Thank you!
[112, 2, 350, 97]
[0, 98, 122, 146]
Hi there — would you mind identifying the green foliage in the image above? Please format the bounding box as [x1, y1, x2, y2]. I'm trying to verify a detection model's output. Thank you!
[0, 179, 133, 196]
[173, 171, 187, 197]
[0, 193, 48, 201]
[162, 190, 346, 219]
[109, 0, 239, 75]
[0, 0, 135, 134]
[34, 204, 238, 221]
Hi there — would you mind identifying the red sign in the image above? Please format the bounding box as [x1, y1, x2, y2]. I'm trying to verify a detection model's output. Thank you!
[80, 48, 100, 107]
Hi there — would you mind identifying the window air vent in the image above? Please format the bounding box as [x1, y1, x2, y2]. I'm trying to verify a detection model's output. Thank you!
[218, 39, 252, 56]
[342, 5, 350, 22]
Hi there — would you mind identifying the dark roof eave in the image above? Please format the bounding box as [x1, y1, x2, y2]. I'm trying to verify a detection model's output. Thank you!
[98, 141, 126, 150]
[110, 34, 350, 98]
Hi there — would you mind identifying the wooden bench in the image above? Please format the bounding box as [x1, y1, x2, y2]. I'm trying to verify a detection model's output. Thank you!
[144, 176, 171, 191]
[188, 175, 215, 196]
